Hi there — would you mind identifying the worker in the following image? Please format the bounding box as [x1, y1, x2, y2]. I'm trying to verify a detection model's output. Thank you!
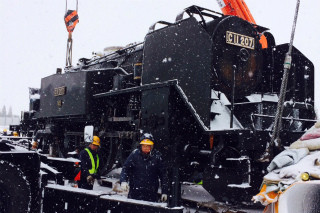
[31, 141, 38, 150]
[120, 133, 168, 202]
[78, 136, 101, 190]
[3, 129, 7, 136]
[13, 131, 19, 137]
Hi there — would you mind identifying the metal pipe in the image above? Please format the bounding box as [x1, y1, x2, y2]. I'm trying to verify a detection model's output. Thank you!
[230, 65, 236, 128]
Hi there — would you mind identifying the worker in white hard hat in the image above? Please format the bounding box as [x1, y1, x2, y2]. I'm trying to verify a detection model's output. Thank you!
[31, 141, 38, 150]
[120, 133, 168, 202]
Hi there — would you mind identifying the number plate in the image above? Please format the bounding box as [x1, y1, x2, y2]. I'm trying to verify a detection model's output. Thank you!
[226, 31, 255, 50]
[54, 86, 66, 96]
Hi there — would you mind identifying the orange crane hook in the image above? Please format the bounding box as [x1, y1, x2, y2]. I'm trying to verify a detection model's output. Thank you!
[64, 0, 79, 67]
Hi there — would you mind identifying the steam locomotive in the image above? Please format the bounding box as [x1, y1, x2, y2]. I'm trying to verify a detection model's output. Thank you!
[20, 5, 316, 204]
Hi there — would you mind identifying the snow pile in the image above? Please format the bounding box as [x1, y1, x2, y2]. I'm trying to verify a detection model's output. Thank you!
[47, 156, 80, 163]
[228, 183, 251, 188]
[30, 93, 40, 100]
[210, 90, 243, 130]
[245, 93, 278, 103]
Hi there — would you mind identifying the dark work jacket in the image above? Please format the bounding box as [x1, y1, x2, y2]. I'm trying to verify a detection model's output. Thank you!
[120, 148, 168, 202]
[78, 147, 99, 190]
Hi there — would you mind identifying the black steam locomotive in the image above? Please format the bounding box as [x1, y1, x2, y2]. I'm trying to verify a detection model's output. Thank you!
[20, 6, 316, 204]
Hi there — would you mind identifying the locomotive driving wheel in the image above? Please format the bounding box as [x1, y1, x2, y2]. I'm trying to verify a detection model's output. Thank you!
[0, 161, 32, 213]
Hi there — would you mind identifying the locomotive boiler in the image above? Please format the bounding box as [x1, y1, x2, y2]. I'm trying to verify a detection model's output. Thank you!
[20, 5, 316, 205]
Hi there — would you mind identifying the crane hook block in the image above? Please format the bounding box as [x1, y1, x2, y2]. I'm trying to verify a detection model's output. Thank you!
[64, 10, 79, 33]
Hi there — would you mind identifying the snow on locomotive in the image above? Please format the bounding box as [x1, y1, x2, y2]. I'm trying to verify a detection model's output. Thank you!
[20, 5, 316, 204]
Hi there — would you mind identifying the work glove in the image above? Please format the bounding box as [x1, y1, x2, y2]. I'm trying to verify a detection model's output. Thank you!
[87, 175, 95, 185]
[161, 194, 167, 202]
[120, 182, 129, 192]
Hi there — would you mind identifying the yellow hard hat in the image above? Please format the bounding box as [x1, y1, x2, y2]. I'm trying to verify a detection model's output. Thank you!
[13, 131, 18, 137]
[140, 139, 154, 145]
[92, 136, 101, 146]
[3, 129, 7, 132]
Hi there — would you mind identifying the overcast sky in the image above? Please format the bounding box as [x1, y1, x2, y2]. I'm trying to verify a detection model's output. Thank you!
[0, 0, 319, 116]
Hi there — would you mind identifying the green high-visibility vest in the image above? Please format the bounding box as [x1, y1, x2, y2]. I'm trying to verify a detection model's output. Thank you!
[85, 148, 99, 174]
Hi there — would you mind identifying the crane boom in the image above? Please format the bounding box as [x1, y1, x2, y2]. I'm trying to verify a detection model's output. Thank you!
[216, 0, 255, 24]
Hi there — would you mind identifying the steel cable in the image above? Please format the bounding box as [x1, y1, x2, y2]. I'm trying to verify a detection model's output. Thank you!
[260, 0, 301, 161]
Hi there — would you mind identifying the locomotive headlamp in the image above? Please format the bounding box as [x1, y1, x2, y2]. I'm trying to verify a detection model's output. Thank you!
[301, 172, 310, 181]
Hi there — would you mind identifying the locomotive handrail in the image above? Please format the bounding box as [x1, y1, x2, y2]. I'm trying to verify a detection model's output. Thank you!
[148, 21, 173, 33]
[84, 67, 129, 75]
[94, 80, 179, 98]
[175, 5, 222, 24]
[173, 83, 209, 131]
[87, 42, 144, 65]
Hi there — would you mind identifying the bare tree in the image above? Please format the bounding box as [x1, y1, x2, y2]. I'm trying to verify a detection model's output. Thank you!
[1, 105, 6, 117]
[8, 106, 12, 117]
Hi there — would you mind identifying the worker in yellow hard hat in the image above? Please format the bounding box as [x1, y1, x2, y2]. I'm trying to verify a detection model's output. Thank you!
[140, 137, 154, 154]
[3, 129, 7, 136]
[91, 136, 101, 147]
[120, 133, 168, 203]
[78, 135, 101, 190]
